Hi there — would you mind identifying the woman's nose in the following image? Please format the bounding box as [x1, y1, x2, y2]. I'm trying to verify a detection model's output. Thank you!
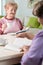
[12, 10, 15, 13]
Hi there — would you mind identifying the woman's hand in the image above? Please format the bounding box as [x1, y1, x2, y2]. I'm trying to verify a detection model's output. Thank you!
[16, 32, 27, 38]
[2, 24, 7, 31]
[21, 45, 30, 54]
[16, 32, 34, 40]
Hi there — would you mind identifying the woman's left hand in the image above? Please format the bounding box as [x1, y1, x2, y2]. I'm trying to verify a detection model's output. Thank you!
[21, 45, 30, 54]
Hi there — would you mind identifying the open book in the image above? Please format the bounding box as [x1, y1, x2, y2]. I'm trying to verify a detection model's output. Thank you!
[5, 37, 32, 52]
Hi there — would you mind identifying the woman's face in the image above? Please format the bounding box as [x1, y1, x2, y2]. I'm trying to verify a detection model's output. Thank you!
[38, 17, 43, 25]
[6, 6, 17, 19]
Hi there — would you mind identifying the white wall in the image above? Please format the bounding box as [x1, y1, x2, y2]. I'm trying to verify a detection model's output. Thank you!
[15, 0, 33, 20]
[1, 0, 6, 16]
[0, 0, 1, 15]
[6, 0, 14, 3]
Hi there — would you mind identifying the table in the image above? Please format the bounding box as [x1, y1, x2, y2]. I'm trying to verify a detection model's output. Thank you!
[0, 46, 23, 65]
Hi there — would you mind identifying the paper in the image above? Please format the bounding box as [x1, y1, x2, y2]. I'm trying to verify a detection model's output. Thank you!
[0, 35, 8, 46]
[5, 37, 32, 52]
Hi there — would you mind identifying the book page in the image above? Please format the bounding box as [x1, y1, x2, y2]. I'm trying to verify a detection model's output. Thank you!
[5, 36, 32, 52]
[0, 35, 8, 46]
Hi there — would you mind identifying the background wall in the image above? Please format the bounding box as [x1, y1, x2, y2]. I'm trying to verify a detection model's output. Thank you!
[14, 0, 33, 25]
[6, 0, 14, 3]
[15, 0, 33, 20]
[0, 0, 1, 15]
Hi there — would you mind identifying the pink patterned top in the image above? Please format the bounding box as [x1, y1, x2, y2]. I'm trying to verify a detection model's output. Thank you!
[0, 17, 23, 34]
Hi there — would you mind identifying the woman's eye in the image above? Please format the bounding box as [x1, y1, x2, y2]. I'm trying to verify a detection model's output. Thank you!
[11, 9, 16, 12]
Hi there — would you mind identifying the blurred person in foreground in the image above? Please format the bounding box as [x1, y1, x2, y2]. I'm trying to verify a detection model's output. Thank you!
[17, 1, 43, 65]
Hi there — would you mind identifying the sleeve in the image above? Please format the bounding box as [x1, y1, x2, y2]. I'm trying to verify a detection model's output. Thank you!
[16, 18, 23, 30]
[19, 20, 23, 30]
[0, 19, 4, 34]
[21, 34, 43, 65]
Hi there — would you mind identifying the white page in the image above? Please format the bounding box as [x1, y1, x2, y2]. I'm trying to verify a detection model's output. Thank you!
[0, 35, 8, 46]
[5, 36, 32, 52]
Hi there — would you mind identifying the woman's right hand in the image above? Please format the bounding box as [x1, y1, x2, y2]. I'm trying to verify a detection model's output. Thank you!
[16, 32, 27, 38]
[2, 24, 7, 31]
[16, 32, 34, 39]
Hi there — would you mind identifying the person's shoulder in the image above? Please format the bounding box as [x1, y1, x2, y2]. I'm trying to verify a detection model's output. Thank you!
[15, 18, 21, 22]
[32, 30, 43, 48]
[35, 30, 43, 38]
[0, 16, 7, 24]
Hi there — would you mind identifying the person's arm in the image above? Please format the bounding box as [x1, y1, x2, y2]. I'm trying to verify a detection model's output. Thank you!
[21, 33, 43, 65]
[2, 23, 7, 32]
[16, 18, 23, 30]
[16, 32, 34, 40]
[26, 32, 34, 39]
[0, 18, 7, 34]
[0, 22, 3, 34]
[19, 20, 23, 30]
[0, 23, 7, 35]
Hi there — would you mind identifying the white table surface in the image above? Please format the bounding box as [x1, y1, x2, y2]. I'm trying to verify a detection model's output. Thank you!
[0, 46, 23, 61]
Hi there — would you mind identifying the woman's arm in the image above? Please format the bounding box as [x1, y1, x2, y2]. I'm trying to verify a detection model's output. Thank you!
[26, 32, 34, 39]
[16, 32, 34, 40]
[21, 33, 43, 65]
